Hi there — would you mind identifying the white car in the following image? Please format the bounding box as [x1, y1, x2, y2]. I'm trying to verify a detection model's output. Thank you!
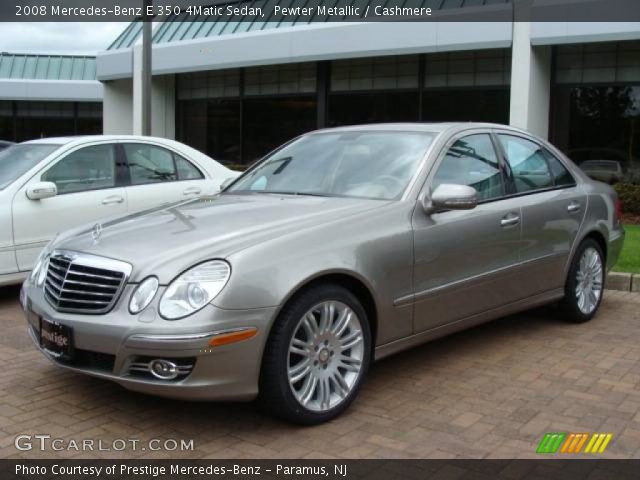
[0, 135, 238, 286]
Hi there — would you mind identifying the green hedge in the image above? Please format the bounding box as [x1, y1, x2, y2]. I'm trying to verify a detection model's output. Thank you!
[615, 183, 640, 214]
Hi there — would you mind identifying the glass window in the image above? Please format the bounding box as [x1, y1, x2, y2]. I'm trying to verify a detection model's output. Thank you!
[331, 56, 419, 92]
[328, 92, 419, 127]
[175, 155, 203, 180]
[42, 144, 116, 194]
[0, 144, 58, 190]
[498, 135, 553, 193]
[432, 134, 504, 201]
[229, 131, 435, 200]
[243, 97, 317, 163]
[124, 144, 178, 185]
[421, 89, 509, 124]
[544, 150, 575, 187]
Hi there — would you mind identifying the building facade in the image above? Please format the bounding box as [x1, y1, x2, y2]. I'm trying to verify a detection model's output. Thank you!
[11, 2, 635, 171]
[0, 53, 103, 142]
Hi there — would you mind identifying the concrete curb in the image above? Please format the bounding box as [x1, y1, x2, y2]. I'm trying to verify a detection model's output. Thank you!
[606, 272, 639, 292]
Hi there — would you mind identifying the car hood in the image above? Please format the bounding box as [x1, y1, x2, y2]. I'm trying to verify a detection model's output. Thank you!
[54, 193, 385, 282]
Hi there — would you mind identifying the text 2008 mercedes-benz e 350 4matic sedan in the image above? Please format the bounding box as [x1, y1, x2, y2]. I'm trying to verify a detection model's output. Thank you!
[22, 123, 624, 424]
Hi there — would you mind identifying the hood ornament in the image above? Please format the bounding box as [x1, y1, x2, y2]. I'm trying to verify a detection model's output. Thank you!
[91, 223, 103, 244]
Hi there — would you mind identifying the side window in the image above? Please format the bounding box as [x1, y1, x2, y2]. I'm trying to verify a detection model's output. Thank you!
[124, 144, 177, 185]
[175, 155, 204, 180]
[544, 149, 576, 187]
[498, 135, 553, 193]
[42, 144, 116, 195]
[432, 134, 504, 201]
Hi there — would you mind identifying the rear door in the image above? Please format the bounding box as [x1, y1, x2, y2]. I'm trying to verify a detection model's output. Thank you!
[12, 143, 128, 270]
[494, 132, 586, 297]
[121, 142, 209, 213]
[412, 131, 524, 332]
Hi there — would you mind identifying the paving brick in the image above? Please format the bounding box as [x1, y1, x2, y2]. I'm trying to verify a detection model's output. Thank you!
[0, 285, 639, 459]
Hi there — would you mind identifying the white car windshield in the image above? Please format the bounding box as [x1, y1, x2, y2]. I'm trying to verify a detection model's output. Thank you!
[0, 144, 59, 190]
[228, 131, 435, 200]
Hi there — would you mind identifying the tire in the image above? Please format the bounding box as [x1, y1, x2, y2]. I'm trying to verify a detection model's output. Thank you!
[560, 238, 605, 323]
[259, 283, 371, 424]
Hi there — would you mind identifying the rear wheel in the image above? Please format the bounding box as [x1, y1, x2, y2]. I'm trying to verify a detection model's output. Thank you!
[259, 284, 371, 424]
[560, 239, 605, 323]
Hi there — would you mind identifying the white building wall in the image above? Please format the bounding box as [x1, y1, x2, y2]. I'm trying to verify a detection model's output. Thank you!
[102, 79, 133, 135]
[509, 22, 552, 139]
[131, 45, 176, 138]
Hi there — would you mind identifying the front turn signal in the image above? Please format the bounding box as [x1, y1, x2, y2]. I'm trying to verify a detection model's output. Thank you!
[208, 328, 257, 348]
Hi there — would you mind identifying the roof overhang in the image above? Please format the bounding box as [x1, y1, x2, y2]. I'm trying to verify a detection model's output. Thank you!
[0, 79, 103, 101]
[96, 20, 512, 80]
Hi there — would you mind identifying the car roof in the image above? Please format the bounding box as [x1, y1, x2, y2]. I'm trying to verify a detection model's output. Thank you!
[20, 135, 179, 146]
[311, 122, 530, 136]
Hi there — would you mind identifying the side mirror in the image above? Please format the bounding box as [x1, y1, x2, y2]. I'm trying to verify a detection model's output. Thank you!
[26, 182, 57, 201]
[422, 184, 478, 214]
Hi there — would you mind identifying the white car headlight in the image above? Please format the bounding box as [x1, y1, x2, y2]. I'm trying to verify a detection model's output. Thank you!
[159, 260, 231, 320]
[129, 276, 159, 314]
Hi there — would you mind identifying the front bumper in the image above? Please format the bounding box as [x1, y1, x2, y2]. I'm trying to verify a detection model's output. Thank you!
[23, 281, 277, 401]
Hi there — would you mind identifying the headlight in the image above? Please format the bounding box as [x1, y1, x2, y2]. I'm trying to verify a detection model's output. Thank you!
[129, 276, 159, 314]
[30, 237, 56, 286]
[159, 260, 231, 320]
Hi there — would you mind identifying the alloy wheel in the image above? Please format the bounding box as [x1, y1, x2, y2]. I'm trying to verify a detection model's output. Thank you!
[287, 300, 364, 412]
[575, 246, 603, 315]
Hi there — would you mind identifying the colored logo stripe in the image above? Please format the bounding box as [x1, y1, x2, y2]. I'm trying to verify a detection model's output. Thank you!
[560, 433, 589, 453]
[537, 433, 566, 454]
[537, 432, 613, 454]
[584, 433, 613, 454]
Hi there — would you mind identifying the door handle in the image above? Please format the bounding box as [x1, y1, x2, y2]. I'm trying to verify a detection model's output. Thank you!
[183, 187, 202, 196]
[102, 195, 124, 205]
[567, 202, 581, 213]
[500, 213, 520, 228]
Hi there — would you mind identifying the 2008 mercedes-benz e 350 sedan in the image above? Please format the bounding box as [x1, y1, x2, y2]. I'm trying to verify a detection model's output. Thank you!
[22, 123, 624, 424]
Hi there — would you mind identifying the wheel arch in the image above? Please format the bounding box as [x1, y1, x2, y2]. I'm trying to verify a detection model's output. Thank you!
[267, 270, 379, 357]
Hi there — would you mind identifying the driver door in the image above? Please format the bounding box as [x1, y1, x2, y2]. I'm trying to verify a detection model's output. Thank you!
[411, 132, 523, 333]
[12, 143, 128, 270]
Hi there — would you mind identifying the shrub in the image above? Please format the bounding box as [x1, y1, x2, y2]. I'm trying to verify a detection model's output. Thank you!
[615, 182, 640, 214]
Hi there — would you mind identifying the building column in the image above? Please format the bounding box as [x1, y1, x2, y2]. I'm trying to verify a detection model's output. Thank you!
[102, 79, 133, 135]
[509, 21, 552, 139]
[132, 44, 176, 138]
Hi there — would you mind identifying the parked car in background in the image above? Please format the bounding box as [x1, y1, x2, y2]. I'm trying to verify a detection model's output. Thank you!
[0, 140, 14, 151]
[21, 124, 624, 424]
[579, 160, 624, 184]
[0, 136, 238, 286]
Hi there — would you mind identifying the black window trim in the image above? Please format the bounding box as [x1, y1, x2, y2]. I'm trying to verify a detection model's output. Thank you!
[120, 142, 205, 186]
[489, 130, 578, 202]
[40, 143, 121, 196]
[427, 130, 508, 206]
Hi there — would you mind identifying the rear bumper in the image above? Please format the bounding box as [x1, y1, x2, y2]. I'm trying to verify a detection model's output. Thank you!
[607, 228, 625, 271]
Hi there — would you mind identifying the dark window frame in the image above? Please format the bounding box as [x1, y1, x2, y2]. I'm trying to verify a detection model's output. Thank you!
[120, 142, 204, 187]
[490, 130, 578, 201]
[40, 143, 121, 196]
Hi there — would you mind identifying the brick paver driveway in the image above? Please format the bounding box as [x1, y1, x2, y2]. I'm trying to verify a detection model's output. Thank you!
[1, 285, 639, 459]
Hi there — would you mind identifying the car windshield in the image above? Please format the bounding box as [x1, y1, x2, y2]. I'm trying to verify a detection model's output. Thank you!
[228, 131, 435, 200]
[0, 144, 59, 190]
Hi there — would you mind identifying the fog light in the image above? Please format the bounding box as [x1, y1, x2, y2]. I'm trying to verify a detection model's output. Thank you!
[148, 359, 178, 380]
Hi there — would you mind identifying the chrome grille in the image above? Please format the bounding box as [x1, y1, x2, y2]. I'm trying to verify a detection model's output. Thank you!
[44, 250, 132, 314]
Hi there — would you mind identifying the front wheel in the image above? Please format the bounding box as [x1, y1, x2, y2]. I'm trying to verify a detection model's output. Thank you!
[560, 239, 605, 323]
[259, 284, 371, 424]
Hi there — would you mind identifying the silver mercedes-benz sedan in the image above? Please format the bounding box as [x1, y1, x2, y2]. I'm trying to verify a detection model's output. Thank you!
[22, 123, 624, 424]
